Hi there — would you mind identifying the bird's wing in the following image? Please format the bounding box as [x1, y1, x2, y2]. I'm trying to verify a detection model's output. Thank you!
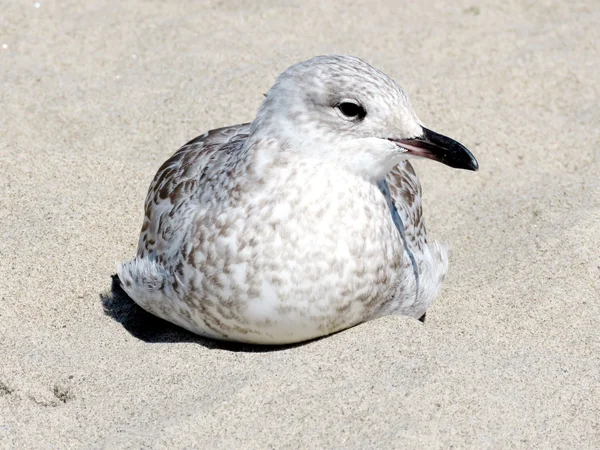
[385, 160, 428, 252]
[137, 123, 251, 259]
[379, 161, 429, 305]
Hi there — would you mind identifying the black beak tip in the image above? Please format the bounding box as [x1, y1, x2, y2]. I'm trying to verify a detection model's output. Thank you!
[466, 155, 479, 172]
[449, 141, 479, 172]
[443, 146, 479, 171]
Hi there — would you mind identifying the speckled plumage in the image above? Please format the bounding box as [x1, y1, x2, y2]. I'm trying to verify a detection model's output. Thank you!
[118, 55, 477, 344]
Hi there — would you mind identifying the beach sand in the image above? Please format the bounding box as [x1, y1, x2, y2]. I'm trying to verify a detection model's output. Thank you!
[1, 0, 598, 447]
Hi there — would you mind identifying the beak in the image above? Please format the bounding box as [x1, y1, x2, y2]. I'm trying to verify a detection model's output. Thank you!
[394, 127, 479, 171]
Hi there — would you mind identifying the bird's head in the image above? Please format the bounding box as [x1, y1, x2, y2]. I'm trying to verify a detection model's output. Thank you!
[251, 55, 478, 181]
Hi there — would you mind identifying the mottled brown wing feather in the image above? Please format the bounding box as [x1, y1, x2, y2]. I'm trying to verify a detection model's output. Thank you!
[137, 123, 251, 259]
[385, 161, 428, 252]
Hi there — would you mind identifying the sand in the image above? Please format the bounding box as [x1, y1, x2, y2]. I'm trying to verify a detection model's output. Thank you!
[1, 0, 598, 447]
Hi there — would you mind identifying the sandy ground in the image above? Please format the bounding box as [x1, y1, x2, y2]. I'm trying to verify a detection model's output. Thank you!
[1, 0, 599, 448]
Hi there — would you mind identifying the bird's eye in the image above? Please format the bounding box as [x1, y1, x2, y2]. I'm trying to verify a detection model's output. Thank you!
[337, 102, 366, 120]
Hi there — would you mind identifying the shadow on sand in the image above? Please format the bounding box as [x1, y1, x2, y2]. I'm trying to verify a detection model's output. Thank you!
[100, 274, 305, 352]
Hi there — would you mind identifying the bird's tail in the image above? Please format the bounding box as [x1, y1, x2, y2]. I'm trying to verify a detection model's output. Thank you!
[116, 258, 176, 312]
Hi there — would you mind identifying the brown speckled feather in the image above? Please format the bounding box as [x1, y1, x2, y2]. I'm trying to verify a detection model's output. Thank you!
[137, 124, 250, 260]
[386, 161, 428, 253]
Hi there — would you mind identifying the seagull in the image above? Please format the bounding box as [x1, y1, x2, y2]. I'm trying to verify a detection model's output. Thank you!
[117, 55, 478, 345]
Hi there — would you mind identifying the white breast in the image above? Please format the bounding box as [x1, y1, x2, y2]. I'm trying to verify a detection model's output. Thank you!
[170, 158, 412, 343]
[120, 155, 422, 344]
